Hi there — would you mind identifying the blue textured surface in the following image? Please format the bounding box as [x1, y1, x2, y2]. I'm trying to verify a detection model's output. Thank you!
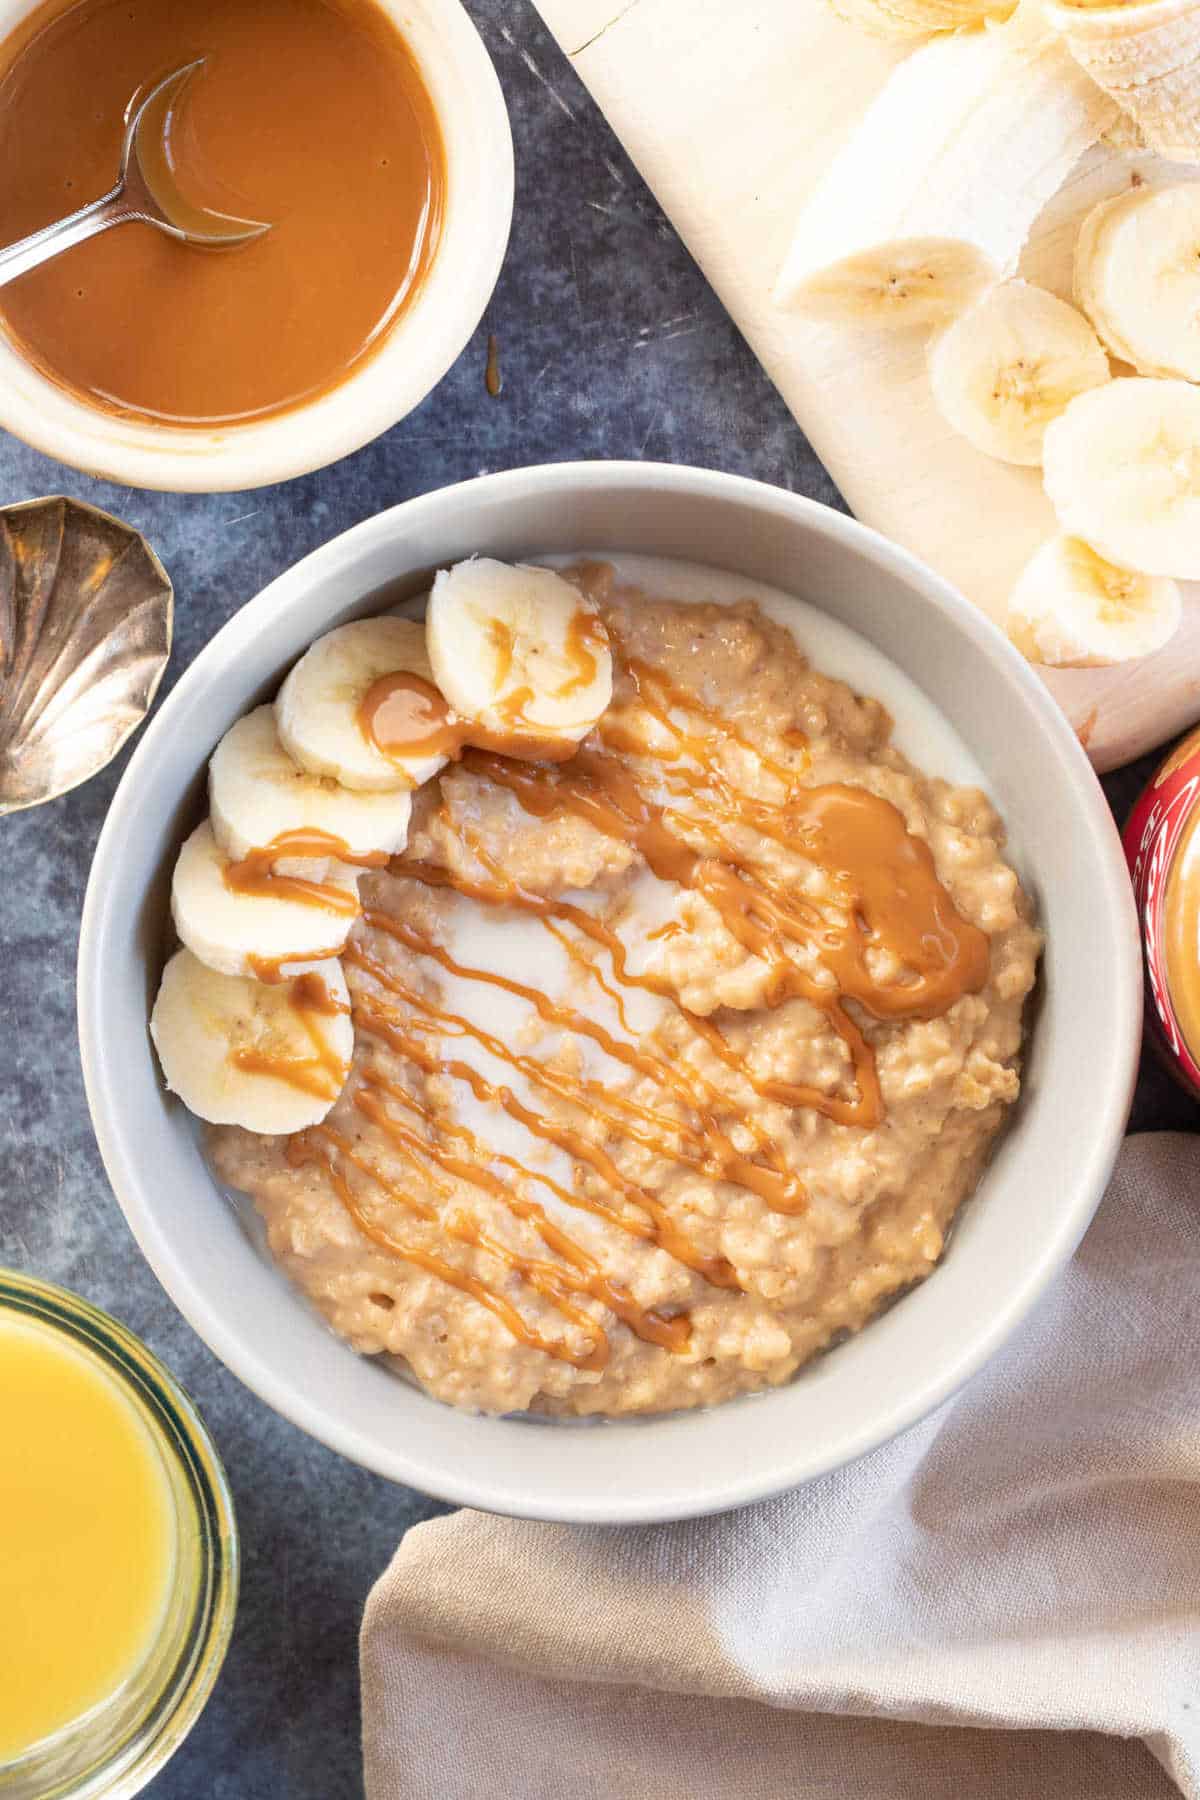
[0, 3, 1190, 1796]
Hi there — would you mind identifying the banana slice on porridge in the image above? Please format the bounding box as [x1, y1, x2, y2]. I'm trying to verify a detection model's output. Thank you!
[210, 705, 412, 872]
[276, 616, 452, 792]
[151, 948, 352, 1131]
[171, 818, 360, 983]
[426, 558, 612, 757]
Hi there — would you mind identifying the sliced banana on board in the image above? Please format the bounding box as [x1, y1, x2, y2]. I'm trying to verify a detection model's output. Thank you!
[928, 280, 1110, 466]
[1006, 534, 1182, 666]
[1074, 183, 1200, 383]
[210, 706, 411, 872]
[150, 948, 353, 1132]
[276, 617, 451, 793]
[826, 0, 1014, 41]
[772, 15, 1118, 326]
[1042, 378, 1200, 580]
[426, 558, 613, 757]
[1045, 0, 1200, 164]
[171, 818, 360, 982]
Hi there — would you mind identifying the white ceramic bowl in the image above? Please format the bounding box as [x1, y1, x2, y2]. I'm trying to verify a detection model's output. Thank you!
[0, 0, 512, 491]
[78, 463, 1141, 1523]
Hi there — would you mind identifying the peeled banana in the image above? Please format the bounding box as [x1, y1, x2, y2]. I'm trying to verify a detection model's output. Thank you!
[773, 14, 1119, 326]
[1042, 377, 1200, 579]
[1074, 182, 1200, 382]
[1006, 533, 1182, 665]
[928, 279, 1110, 465]
[1045, 0, 1200, 165]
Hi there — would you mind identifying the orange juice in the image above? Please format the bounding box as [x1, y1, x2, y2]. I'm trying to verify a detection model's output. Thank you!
[0, 1313, 176, 1762]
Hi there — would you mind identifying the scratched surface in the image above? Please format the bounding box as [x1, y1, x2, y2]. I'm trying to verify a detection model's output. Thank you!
[0, 3, 1191, 1796]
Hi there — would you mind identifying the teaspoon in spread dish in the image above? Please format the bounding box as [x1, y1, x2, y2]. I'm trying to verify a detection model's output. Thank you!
[0, 60, 270, 289]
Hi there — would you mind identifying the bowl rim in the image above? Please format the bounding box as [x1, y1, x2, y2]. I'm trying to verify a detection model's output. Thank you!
[78, 461, 1142, 1521]
[0, 1266, 238, 1797]
[0, 0, 514, 491]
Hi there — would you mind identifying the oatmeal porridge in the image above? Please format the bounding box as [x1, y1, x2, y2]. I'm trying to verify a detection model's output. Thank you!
[203, 557, 1041, 1417]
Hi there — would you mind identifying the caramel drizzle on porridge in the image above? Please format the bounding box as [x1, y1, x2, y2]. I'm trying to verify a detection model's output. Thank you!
[465, 751, 987, 1029]
[405, 831, 873, 1121]
[367, 914, 798, 1195]
[290, 1127, 609, 1368]
[355, 912, 804, 1215]
[558, 606, 608, 699]
[290, 1086, 689, 1368]
[343, 944, 739, 1290]
[297, 608, 990, 1373]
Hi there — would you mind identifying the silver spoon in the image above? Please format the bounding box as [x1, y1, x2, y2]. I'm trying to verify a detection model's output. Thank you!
[0, 60, 269, 289]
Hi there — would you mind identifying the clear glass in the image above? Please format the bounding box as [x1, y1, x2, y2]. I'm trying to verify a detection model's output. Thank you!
[0, 1269, 238, 1799]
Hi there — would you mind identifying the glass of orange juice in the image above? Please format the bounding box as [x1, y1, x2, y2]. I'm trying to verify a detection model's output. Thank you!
[0, 1269, 237, 1798]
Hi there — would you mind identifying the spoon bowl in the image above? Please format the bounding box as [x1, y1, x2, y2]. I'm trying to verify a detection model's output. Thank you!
[121, 60, 271, 247]
[0, 59, 270, 290]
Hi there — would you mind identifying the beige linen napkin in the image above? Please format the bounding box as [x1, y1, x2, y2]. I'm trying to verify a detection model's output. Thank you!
[361, 1132, 1200, 1799]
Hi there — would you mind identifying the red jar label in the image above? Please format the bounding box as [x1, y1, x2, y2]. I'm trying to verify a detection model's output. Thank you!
[1123, 726, 1200, 1095]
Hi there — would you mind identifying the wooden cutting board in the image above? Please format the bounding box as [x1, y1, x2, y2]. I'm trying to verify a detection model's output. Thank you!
[529, 0, 1200, 771]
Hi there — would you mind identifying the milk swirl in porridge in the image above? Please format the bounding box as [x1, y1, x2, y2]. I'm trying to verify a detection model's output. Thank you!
[154, 555, 1041, 1416]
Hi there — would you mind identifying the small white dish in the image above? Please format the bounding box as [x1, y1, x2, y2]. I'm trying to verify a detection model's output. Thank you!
[0, 0, 513, 491]
[78, 463, 1141, 1523]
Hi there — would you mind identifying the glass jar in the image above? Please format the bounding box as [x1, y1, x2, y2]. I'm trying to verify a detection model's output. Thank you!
[1123, 724, 1200, 1100]
[0, 1269, 238, 1799]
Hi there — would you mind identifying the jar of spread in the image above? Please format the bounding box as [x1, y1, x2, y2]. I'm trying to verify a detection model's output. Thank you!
[1124, 725, 1200, 1099]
